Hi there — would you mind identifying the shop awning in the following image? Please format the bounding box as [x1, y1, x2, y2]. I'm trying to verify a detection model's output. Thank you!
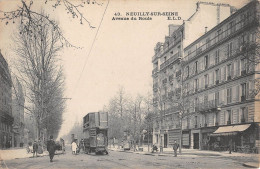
[210, 124, 251, 136]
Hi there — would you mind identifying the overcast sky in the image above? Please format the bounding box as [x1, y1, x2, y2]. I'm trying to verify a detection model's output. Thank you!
[0, 0, 249, 138]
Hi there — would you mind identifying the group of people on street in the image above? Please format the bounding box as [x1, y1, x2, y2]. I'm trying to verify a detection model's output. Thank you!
[29, 135, 57, 162]
[32, 140, 43, 157]
[71, 139, 85, 155]
[151, 140, 179, 157]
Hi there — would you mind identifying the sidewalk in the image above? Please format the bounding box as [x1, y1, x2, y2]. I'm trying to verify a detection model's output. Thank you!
[0, 148, 49, 161]
[109, 145, 258, 156]
[108, 145, 259, 167]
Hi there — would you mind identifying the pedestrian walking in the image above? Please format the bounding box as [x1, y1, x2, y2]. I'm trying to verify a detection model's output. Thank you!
[79, 139, 84, 153]
[38, 140, 43, 154]
[33, 140, 38, 157]
[71, 140, 78, 155]
[47, 135, 56, 162]
[229, 139, 232, 154]
[60, 138, 65, 154]
[173, 140, 179, 157]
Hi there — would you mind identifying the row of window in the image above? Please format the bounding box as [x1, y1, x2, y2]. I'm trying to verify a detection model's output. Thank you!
[155, 107, 249, 130]
[0, 123, 11, 133]
[184, 9, 254, 63]
[183, 32, 254, 81]
[187, 81, 252, 109]
[183, 58, 251, 95]
[183, 107, 248, 129]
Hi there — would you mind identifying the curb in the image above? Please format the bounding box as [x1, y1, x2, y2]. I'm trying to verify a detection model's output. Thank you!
[109, 149, 174, 157]
[243, 162, 259, 168]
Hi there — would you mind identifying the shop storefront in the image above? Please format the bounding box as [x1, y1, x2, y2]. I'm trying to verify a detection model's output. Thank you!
[182, 129, 190, 148]
[201, 127, 218, 150]
[168, 129, 181, 145]
[0, 111, 14, 149]
[191, 129, 200, 149]
[209, 123, 259, 153]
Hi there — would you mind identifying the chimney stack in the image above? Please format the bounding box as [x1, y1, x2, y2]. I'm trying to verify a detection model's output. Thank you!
[205, 26, 208, 33]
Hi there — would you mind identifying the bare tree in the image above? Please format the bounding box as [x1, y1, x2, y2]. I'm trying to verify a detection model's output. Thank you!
[106, 86, 129, 141]
[13, 15, 65, 140]
[241, 29, 260, 67]
[143, 91, 154, 151]
[240, 28, 260, 97]
[127, 94, 145, 151]
[0, 0, 103, 47]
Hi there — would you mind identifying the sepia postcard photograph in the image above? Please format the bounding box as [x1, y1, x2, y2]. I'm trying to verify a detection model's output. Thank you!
[0, 0, 259, 168]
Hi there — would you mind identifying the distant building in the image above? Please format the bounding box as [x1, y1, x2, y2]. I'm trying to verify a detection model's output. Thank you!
[152, 0, 260, 152]
[12, 76, 25, 147]
[0, 51, 13, 149]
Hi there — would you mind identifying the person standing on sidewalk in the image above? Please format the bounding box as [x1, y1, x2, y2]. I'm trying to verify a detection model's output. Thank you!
[33, 140, 38, 157]
[173, 140, 179, 157]
[47, 135, 56, 162]
[71, 140, 78, 155]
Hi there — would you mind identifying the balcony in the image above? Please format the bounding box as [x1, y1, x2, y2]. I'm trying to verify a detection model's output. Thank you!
[241, 70, 247, 76]
[182, 14, 258, 65]
[153, 83, 158, 92]
[175, 87, 181, 96]
[196, 100, 217, 113]
[168, 91, 174, 99]
[241, 95, 246, 102]
[152, 52, 161, 62]
[153, 98, 158, 104]
[162, 79, 167, 86]
[152, 67, 158, 76]
[241, 118, 246, 123]
[169, 125, 175, 129]
[196, 47, 202, 54]
[176, 70, 181, 77]
[160, 53, 181, 70]
[162, 95, 167, 101]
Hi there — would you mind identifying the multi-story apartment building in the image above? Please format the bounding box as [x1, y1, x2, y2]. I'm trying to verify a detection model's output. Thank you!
[12, 76, 25, 147]
[152, 2, 234, 148]
[182, 0, 259, 151]
[0, 51, 13, 149]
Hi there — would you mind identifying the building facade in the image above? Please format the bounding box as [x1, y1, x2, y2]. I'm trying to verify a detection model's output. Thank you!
[152, 0, 260, 152]
[12, 76, 25, 147]
[182, 0, 260, 151]
[0, 51, 13, 149]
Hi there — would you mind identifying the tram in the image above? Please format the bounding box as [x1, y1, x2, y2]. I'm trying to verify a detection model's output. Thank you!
[83, 112, 108, 154]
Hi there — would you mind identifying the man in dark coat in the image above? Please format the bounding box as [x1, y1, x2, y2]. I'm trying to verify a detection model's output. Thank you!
[173, 140, 179, 157]
[47, 135, 56, 162]
[33, 141, 38, 157]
